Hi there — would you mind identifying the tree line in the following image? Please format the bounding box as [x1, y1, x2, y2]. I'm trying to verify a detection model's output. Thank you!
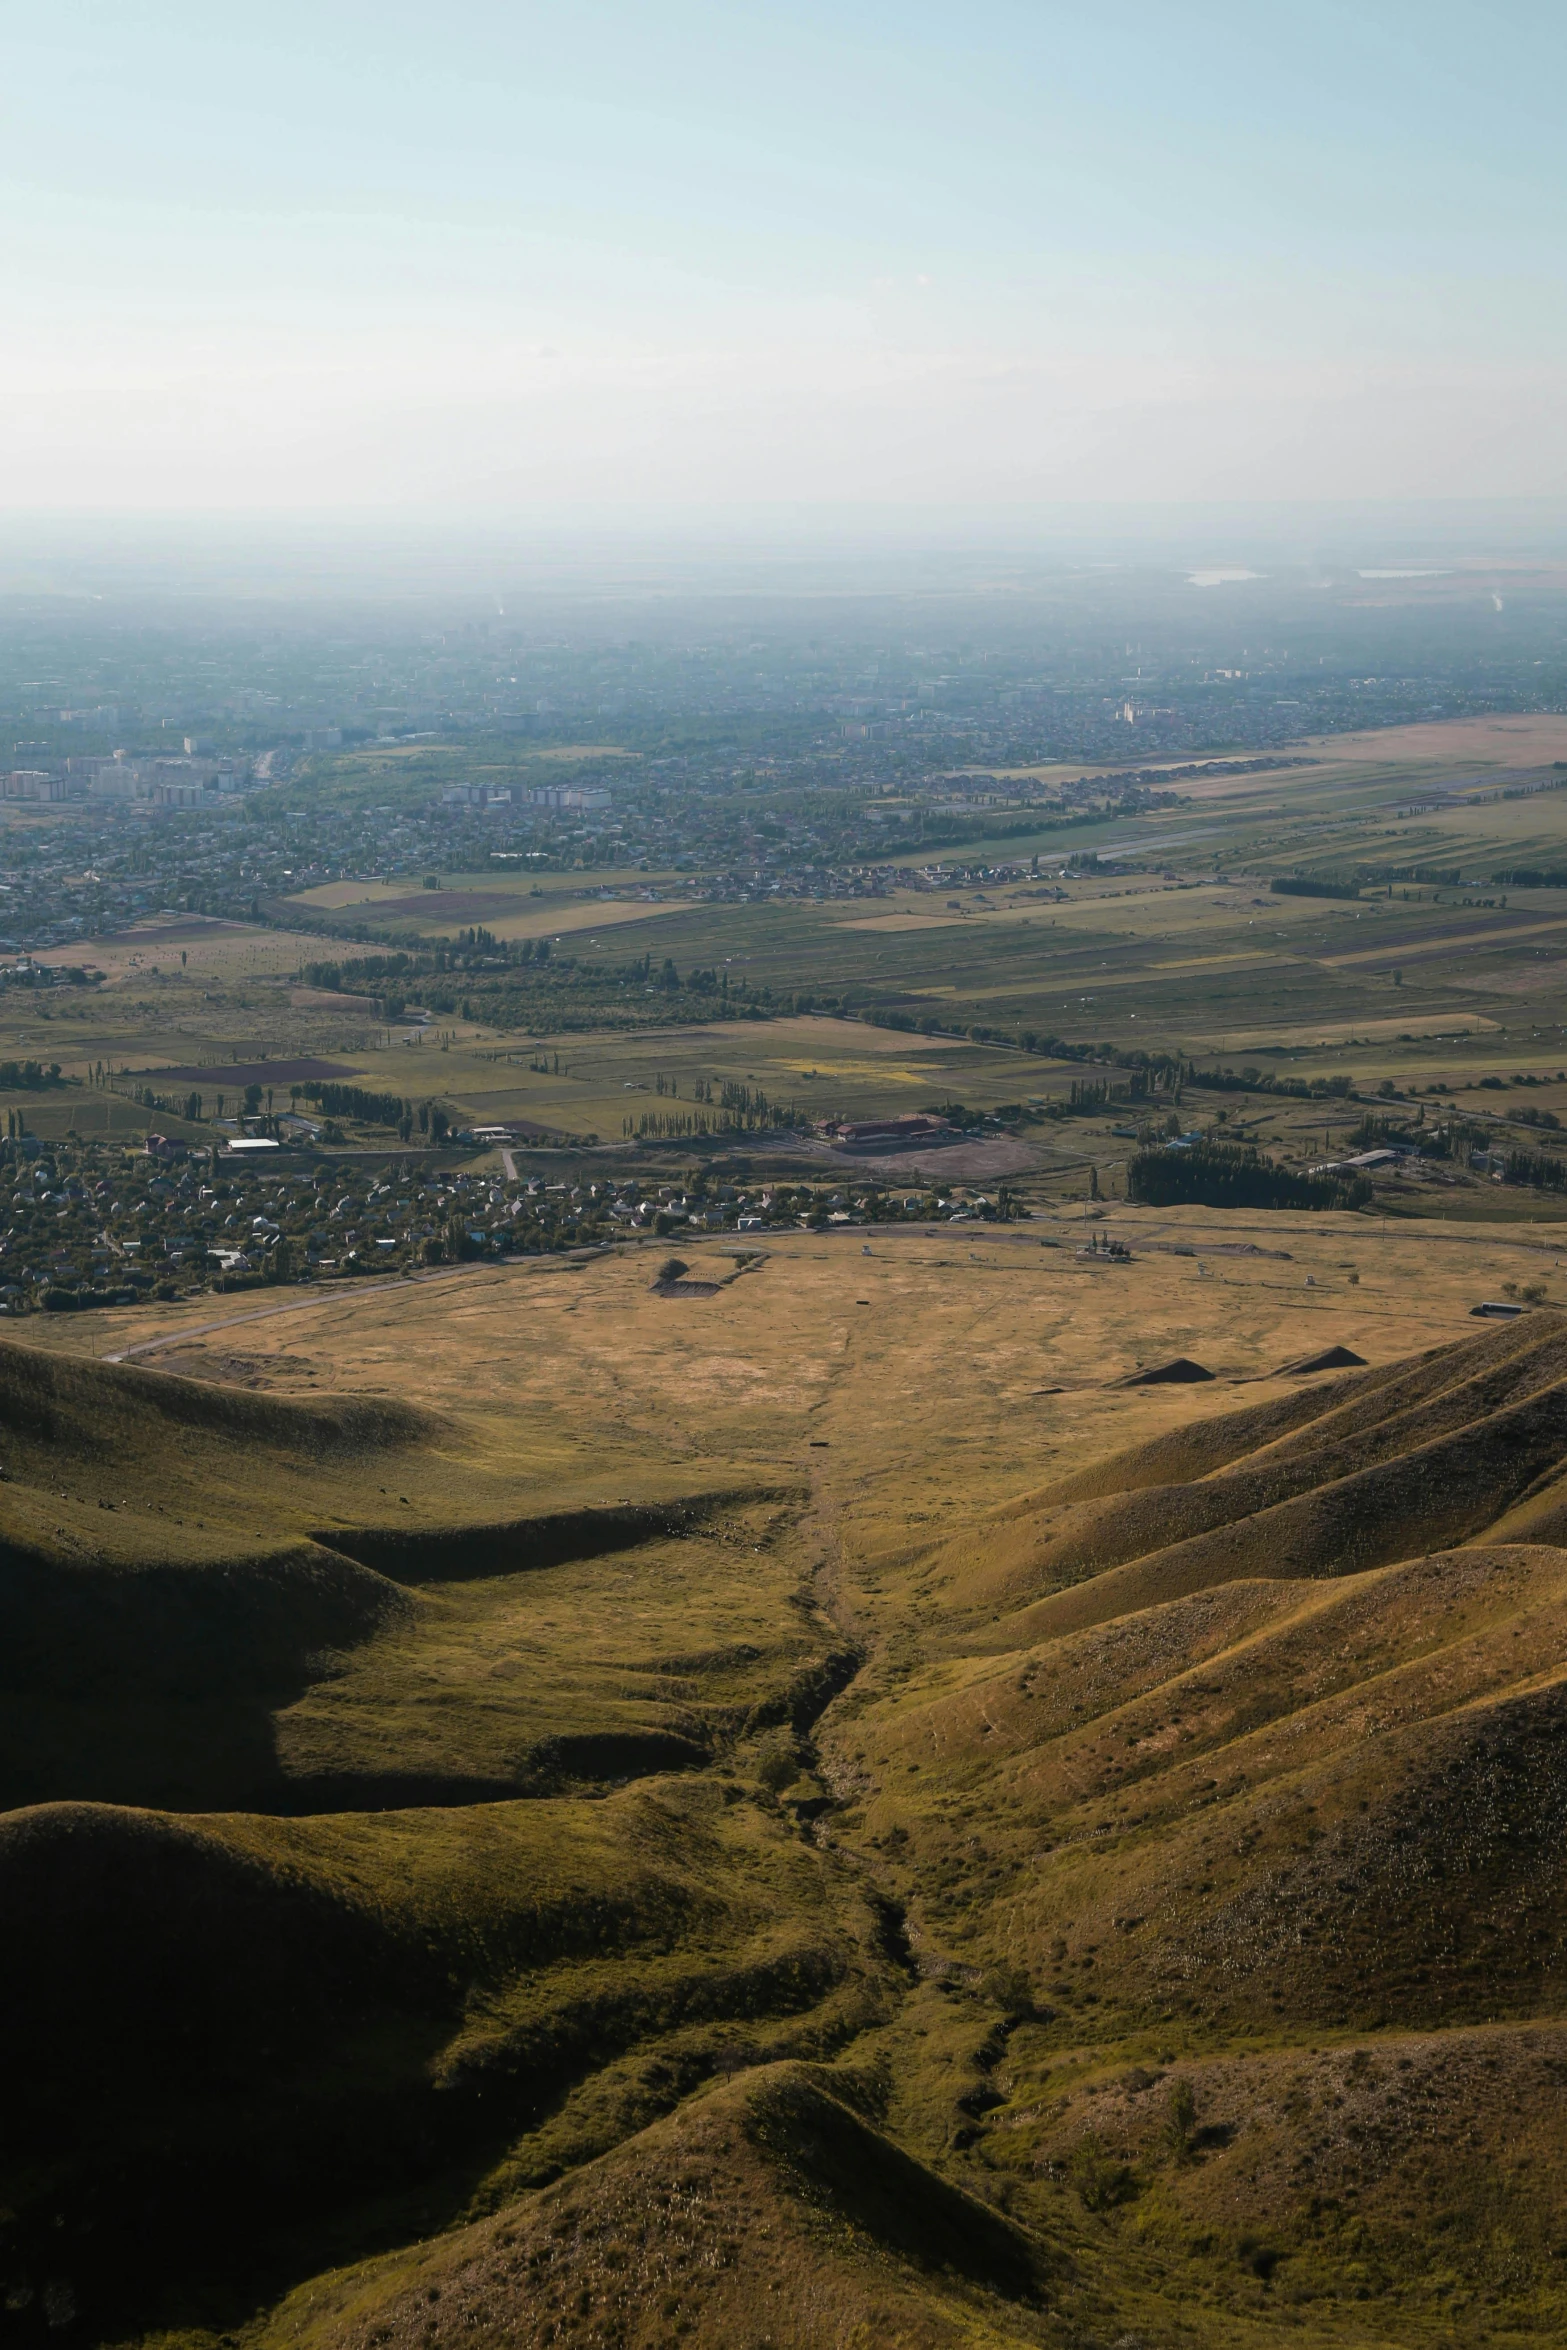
[1128, 1140, 1372, 1213]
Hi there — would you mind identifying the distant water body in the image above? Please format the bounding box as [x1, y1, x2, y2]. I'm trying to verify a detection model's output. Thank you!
[1186, 568, 1264, 587]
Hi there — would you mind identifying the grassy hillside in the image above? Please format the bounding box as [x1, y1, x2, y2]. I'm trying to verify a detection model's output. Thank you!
[0, 1786, 902, 2340]
[8, 1259, 1567, 2348]
[0, 1340, 805, 1812]
[258, 2063, 1060, 2350]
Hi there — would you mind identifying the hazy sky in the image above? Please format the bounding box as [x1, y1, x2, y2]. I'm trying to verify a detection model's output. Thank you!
[5, 1, 1565, 516]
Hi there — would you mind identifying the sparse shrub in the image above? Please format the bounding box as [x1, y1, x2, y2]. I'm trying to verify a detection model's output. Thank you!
[1165, 2078, 1197, 2163]
[754, 1728, 804, 1793]
[1068, 2133, 1135, 2210]
[980, 1962, 1039, 2021]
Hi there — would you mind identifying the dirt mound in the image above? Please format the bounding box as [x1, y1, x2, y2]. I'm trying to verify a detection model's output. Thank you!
[1278, 1342, 1368, 1374]
[1111, 1355, 1214, 1387]
[649, 1254, 720, 1297]
[1041, 1364, 1379, 1503]
[1042, 1322, 1554, 1508]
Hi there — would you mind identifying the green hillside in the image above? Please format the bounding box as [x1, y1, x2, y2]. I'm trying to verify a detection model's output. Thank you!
[8, 1308, 1567, 2346]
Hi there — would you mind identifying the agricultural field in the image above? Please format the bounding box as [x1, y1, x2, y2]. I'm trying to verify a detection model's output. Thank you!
[261, 863, 1567, 1106]
[287, 870, 680, 947]
[366, 1017, 1061, 1146]
[261, 725, 1567, 1108]
[6, 717, 1567, 1220]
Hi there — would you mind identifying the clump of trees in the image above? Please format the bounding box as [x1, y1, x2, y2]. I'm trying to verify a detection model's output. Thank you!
[1505, 1150, 1567, 1192]
[1196, 1066, 1357, 1102]
[1128, 1140, 1371, 1213]
[299, 1081, 407, 1128]
[294, 1083, 451, 1145]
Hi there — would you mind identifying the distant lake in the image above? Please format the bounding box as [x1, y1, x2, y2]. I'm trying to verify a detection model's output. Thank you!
[1356, 567, 1449, 578]
[1186, 568, 1263, 587]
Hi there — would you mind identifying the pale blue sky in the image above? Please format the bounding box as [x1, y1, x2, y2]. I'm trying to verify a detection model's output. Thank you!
[4, 1, 1563, 513]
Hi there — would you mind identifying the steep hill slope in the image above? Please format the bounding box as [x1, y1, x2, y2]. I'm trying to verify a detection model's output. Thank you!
[0, 1784, 903, 2340]
[257, 2064, 1060, 2350]
[913, 1311, 1567, 1646]
[0, 1343, 809, 1812]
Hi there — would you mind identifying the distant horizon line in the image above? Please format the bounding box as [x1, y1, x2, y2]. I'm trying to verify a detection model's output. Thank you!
[3, 494, 1567, 529]
[6, 499, 1567, 604]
